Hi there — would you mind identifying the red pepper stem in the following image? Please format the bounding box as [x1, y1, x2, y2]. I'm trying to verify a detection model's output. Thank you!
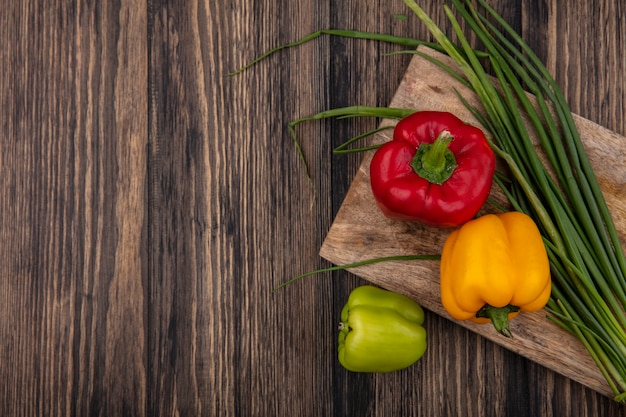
[476, 304, 520, 338]
[423, 130, 453, 172]
[411, 130, 458, 185]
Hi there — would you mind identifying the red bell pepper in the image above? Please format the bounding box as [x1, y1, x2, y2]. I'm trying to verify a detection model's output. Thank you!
[369, 111, 495, 228]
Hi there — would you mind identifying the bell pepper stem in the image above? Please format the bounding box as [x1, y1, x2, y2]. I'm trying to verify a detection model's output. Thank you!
[476, 304, 520, 338]
[411, 130, 458, 185]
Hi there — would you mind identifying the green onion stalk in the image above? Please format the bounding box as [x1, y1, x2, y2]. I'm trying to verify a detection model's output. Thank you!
[230, 0, 626, 402]
[401, 0, 626, 401]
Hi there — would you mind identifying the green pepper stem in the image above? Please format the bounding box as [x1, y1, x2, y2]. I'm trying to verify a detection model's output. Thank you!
[476, 304, 520, 338]
[411, 130, 457, 185]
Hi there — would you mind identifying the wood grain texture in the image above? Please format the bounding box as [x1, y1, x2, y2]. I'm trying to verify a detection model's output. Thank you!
[0, 1, 148, 416]
[1, 0, 625, 416]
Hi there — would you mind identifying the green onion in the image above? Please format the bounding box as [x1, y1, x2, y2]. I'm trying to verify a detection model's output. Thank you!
[272, 254, 441, 293]
[226, 30, 428, 76]
[403, 0, 626, 401]
[287, 106, 414, 180]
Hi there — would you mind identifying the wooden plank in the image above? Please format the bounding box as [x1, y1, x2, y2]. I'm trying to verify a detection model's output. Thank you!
[0, 1, 148, 415]
[320, 46, 626, 398]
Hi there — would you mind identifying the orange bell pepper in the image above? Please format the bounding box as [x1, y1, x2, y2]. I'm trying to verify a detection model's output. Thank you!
[439, 212, 551, 337]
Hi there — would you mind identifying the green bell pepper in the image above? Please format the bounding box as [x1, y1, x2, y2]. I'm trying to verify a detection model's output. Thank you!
[338, 285, 427, 373]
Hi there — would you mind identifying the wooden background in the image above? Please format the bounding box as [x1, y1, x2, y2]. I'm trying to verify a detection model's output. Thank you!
[1, 1, 624, 416]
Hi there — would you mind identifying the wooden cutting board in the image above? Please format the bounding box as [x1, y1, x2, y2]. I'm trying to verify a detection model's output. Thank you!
[320, 46, 626, 398]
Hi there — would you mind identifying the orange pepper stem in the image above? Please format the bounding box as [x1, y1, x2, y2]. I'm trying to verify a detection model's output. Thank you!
[476, 304, 520, 338]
